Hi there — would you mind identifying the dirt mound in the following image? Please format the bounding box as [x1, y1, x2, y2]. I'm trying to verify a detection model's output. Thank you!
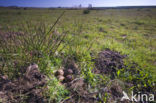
[103, 79, 131, 103]
[63, 78, 99, 103]
[0, 64, 47, 103]
[64, 79, 130, 103]
[94, 49, 126, 78]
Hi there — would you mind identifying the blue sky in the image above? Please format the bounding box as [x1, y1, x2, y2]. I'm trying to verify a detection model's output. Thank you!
[0, 0, 156, 7]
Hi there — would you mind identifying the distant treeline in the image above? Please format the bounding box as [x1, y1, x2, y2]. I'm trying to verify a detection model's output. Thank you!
[91, 6, 156, 10]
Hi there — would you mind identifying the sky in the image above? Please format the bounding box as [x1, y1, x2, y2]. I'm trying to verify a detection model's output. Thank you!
[0, 0, 156, 7]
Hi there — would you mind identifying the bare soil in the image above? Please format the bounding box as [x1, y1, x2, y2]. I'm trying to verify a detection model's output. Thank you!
[0, 64, 47, 103]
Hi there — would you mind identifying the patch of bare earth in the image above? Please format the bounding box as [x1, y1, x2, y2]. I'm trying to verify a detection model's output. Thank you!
[94, 49, 126, 79]
[0, 64, 47, 103]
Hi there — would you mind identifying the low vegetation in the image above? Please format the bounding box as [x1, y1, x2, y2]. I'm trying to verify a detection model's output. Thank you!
[83, 9, 90, 14]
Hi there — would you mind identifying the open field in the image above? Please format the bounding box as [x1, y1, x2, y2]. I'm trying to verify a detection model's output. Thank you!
[0, 7, 156, 102]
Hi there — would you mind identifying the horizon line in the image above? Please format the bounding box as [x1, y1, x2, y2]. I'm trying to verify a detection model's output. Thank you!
[0, 5, 156, 8]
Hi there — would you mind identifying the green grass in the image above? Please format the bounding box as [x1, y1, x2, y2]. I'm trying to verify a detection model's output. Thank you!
[0, 8, 156, 102]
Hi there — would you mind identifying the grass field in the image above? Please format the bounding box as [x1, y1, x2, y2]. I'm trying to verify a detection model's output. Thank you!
[0, 7, 156, 102]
